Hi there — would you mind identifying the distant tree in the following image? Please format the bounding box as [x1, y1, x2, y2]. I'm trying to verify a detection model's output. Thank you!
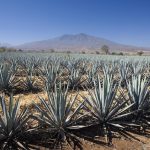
[18, 49, 23, 52]
[96, 51, 100, 54]
[50, 49, 55, 53]
[111, 52, 123, 55]
[8, 48, 17, 52]
[101, 45, 110, 54]
[118, 52, 124, 55]
[137, 51, 144, 56]
[82, 51, 86, 54]
[111, 52, 117, 55]
[66, 51, 71, 54]
[1, 47, 18, 52]
[0, 47, 7, 52]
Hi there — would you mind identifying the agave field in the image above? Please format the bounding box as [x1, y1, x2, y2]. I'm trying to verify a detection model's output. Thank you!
[0, 52, 150, 149]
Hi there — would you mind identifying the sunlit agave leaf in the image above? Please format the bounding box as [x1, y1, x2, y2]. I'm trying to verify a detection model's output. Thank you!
[0, 94, 31, 149]
[33, 82, 86, 148]
[84, 75, 136, 144]
[127, 74, 150, 110]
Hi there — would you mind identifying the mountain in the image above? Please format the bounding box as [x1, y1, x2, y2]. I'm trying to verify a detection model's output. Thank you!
[15, 33, 150, 52]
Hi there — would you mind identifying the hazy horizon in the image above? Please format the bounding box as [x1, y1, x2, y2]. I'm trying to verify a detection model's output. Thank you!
[0, 0, 150, 47]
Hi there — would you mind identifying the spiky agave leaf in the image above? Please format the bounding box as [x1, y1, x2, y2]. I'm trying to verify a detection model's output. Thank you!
[20, 60, 43, 93]
[119, 61, 129, 88]
[131, 62, 143, 76]
[33, 83, 86, 148]
[127, 74, 149, 110]
[86, 63, 98, 89]
[0, 94, 32, 149]
[42, 61, 60, 92]
[85, 75, 135, 144]
[0, 63, 19, 94]
[127, 74, 150, 129]
[68, 68, 86, 90]
[22, 73, 41, 93]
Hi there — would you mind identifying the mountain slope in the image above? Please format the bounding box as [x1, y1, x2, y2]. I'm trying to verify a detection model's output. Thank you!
[15, 33, 149, 52]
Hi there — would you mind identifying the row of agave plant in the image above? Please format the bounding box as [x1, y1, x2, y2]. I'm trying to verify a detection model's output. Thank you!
[0, 56, 150, 95]
[0, 71, 150, 149]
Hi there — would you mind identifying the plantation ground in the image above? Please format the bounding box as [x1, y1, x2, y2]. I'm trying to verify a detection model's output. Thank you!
[2, 88, 149, 149]
[8, 90, 150, 150]
[17, 93, 150, 150]
[1, 52, 150, 149]
[6, 91, 147, 150]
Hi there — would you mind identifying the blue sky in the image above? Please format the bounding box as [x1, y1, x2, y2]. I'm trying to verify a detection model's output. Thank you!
[0, 0, 150, 47]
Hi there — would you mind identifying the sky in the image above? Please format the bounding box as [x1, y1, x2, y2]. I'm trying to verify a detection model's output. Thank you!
[0, 0, 150, 47]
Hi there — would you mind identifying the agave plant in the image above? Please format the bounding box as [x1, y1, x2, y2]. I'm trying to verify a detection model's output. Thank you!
[41, 61, 60, 92]
[68, 68, 86, 90]
[84, 75, 135, 144]
[0, 95, 32, 149]
[77, 60, 89, 75]
[131, 62, 143, 76]
[20, 59, 43, 93]
[33, 83, 86, 149]
[127, 74, 150, 129]
[102, 64, 115, 80]
[86, 63, 98, 89]
[127, 75, 149, 109]
[119, 61, 129, 88]
[0, 63, 19, 94]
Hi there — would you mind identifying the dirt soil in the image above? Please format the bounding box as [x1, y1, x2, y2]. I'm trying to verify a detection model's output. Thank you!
[82, 136, 150, 150]
[6, 91, 150, 150]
